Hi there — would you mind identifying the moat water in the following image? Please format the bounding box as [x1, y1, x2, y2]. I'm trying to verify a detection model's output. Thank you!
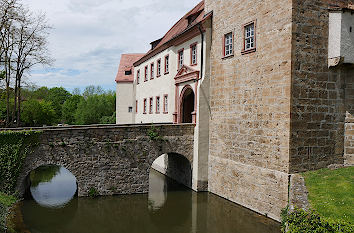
[11, 166, 281, 233]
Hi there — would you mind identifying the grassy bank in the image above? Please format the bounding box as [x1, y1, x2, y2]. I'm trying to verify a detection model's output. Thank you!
[282, 166, 353, 232]
[302, 166, 353, 223]
[0, 192, 17, 231]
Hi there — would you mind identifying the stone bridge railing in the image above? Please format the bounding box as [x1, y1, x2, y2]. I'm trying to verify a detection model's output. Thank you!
[7, 123, 195, 197]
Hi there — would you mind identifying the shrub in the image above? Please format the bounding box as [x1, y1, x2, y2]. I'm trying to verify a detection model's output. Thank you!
[282, 208, 353, 233]
[88, 187, 99, 198]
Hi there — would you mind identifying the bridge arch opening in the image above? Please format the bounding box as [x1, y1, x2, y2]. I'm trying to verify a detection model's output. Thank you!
[150, 153, 192, 189]
[24, 165, 78, 208]
[148, 153, 192, 228]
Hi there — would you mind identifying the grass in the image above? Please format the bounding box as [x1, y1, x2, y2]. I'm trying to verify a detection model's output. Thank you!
[302, 166, 353, 223]
[0, 192, 17, 231]
[0, 192, 16, 209]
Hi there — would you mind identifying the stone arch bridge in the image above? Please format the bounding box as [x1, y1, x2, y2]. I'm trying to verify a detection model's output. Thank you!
[14, 124, 195, 197]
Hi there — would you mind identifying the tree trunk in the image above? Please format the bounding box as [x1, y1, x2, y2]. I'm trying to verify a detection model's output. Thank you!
[12, 74, 17, 126]
[16, 77, 21, 127]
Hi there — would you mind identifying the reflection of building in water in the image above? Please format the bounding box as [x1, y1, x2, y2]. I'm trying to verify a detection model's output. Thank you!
[148, 169, 167, 211]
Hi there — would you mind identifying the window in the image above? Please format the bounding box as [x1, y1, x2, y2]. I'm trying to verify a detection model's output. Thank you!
[150, 63, 154, 79]
[164, 55, 169, 74]
[144, 66, 148, 81]
[136, 70, 140, 84]
[224, 32, 233, 56]
[156, 96, 160, 113]
[143, 98, 147, 114]
[190, 43, 197, 65]
[149, 97, 153, 114]
[128, 107, 133, 113]
[242, 21, 256, 54]
[163, 95, 168, 113]
[136, 100, 138, 113]
[157, 59, 161, 77]
[125, 70, 132, 75]
[178, 49, 184, 70]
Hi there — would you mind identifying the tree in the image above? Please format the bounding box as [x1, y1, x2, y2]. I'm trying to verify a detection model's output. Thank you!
[74, 91, 115, 125]
[82, 85, 104, 99]
[11, 8, 53, 127]
[21, 99, 55, 126]
[99, 112, 116, 124]
[0, 0, 18, 127]
[72, 87, 80, 96]
[46, 87, 71, 122]
[62, 95, 83, 125]
[0, 0, 52, 127]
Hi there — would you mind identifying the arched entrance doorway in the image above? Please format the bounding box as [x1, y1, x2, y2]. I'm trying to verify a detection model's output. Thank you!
[179, 86, 195, 123]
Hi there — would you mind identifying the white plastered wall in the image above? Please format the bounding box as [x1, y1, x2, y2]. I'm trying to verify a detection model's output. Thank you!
[329, 11, 354, 64]
[329, 12, 342, 59]
[341, 11, 354, 63]
[134, 34, 203, 124]
[116, 82, 135, 124]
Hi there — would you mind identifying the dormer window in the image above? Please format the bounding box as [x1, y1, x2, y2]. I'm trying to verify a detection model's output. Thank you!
[188, 15, 197, 25]
[187, 11, 201, 25]
[125, 69, 132, 75]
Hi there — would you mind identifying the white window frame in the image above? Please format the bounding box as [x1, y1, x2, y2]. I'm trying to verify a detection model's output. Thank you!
[143, 99, 147, 113]
[149, 97, 153, 114]
[191, 45, 197, 65]
[156, 96, 160, 113]
[163, 95, 168, 113]
[136, 70, 140, 84]
[178, 50, 184, 69]
[165, 55, 169, 73]
[245, 23, 255, 50]
[157, 59, 161, 76]
[224, 32, 233, 56]
[150, 63, 154, 79]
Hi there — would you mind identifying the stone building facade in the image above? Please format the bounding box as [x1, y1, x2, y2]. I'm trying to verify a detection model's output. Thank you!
[204, 0, 354, 221]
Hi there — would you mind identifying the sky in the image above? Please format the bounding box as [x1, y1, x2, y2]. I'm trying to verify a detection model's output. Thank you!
[26, 0, 201, 92]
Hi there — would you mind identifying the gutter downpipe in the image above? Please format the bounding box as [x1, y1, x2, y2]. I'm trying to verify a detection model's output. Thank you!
[198, 25, 204, 80]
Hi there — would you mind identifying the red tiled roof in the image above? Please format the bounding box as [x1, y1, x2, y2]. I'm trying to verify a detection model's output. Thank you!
[115, 54, 145, 83]
[134, 1, 207, 66]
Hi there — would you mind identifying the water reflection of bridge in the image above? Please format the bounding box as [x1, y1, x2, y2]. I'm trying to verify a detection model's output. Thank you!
[15, 166, 281, 233]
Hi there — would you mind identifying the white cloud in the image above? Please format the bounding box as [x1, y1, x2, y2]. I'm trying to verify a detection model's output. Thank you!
[24, 0, 201, 92]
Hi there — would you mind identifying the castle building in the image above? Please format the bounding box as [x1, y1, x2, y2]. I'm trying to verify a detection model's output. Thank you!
[116, 1, 211, 126]
[116, 0, 354, 221]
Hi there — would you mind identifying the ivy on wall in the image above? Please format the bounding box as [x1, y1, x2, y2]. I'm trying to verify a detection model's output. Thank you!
[0, 130, 42, 195]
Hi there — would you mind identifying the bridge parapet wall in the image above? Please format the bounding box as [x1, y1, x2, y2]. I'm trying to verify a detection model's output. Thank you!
[14, 124, 195, 197]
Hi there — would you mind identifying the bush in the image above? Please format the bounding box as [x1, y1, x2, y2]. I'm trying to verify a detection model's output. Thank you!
[88, 187, 99, 198]
[282, 208, 353, 233]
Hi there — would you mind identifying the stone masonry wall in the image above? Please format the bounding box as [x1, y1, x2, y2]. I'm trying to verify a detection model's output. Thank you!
[205, 0, 293, 221]
[344, 67, 354, 165]
[289, 0, 354, 172]
[15, 124, 195, 197]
